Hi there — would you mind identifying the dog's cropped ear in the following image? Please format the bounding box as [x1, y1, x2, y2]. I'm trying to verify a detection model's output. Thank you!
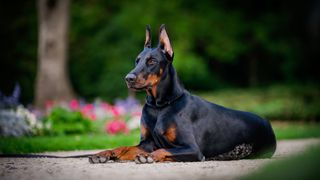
[159, 24, 174, 60]
[144, 25, 151, 48]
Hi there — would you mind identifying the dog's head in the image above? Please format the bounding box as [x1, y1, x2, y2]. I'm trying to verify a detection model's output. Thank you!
[125, 24, 174, 93]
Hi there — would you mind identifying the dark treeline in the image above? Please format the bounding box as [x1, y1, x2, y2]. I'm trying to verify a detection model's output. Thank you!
[0, 0, 319, 103]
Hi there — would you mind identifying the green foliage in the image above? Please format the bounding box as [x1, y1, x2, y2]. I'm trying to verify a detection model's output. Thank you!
[198, 85, 320, 120]
[67, 0, 312, 101]
[1, 0, 318, 103]
[43, 107, 93, 135]
[242, 145, 320, 180]
[173, 47, 215, 89]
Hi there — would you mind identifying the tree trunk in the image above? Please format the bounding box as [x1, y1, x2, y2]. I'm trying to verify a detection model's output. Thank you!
[35, 0, 75, 108]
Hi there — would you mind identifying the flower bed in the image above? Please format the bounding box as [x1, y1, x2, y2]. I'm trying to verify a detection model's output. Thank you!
[1, 84, 143, 137]
[43, 97, 142, 135]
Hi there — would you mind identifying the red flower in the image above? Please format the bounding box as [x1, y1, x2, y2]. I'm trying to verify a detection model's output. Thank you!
[100, 102, 112, 111]
[45, 100, 54, 111]
[88, 113, 96, 121]
[80, 104, 96, 121]
[69, 99, 79, 111]
[111, 106, 121, 117]
[106, 119, 129, 135]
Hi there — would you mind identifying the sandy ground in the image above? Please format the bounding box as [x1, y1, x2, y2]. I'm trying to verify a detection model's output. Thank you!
[1, 138, 320, 180]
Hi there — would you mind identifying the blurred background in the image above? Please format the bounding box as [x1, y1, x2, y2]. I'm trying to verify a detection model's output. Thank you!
[0, 0, 320, 154]
[1, 0, 319, 103]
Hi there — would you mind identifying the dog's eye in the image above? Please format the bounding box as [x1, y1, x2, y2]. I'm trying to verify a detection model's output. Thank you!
[147, 58, 157, 65]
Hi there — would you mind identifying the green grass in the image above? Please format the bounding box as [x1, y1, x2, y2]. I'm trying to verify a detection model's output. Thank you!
[1, 122, 320, 153]
[0, 131, 140, 154]
[242, 145, 320, 180]
[196, 84, 320, 121]
[272, 121, 320, 140]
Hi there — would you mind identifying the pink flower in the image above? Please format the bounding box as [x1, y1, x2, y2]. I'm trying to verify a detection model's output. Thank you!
[111, 106, 121, 117]
[45, 100, 54, 110]
[80, 104, 96, 121]
[89, 113, 96, 121]
[69, 99, 79, 111]
[100, 102, 112, 111]
[80, 107, 88, 117]
[106, 119, 129, 135]
[85, 103, 94, 111]
[132, 111, 142, 116]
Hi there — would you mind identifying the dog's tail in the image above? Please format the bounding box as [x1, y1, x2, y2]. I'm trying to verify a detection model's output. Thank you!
[0, 153, 93, 158]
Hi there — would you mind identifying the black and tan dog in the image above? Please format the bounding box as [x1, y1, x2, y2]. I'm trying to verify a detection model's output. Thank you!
[89, 25, 276, 164]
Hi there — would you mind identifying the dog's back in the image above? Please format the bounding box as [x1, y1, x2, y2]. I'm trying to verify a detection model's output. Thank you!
[187, 94, 277, 159]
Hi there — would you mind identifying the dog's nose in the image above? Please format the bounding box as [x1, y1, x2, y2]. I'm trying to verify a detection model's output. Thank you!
[125, 73, 137, 83]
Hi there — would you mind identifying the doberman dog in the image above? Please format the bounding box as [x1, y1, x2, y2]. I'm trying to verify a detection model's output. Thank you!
[89, 24, 277, 164]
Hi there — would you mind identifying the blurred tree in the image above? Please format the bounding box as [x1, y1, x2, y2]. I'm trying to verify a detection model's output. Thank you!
[1, 0, 319, 104]
[35, 0, 75, 108]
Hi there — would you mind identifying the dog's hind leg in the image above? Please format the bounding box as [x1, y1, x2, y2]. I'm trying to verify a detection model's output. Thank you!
[208, 144, 253, 161]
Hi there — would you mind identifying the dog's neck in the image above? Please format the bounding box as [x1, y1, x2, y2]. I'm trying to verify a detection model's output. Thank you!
[146, 64, 185, 108]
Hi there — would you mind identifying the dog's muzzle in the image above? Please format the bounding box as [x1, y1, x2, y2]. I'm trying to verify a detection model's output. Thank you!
[125, 73, 137, 87]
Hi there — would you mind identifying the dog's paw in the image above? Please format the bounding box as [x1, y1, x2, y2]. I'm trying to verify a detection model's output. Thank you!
[135, 154, 154, 164]
[89, 155, 110, 164]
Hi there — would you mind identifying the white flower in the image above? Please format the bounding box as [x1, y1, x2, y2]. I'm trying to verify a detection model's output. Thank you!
[0, 105, 44, 137]
[127, 115, 141, 130]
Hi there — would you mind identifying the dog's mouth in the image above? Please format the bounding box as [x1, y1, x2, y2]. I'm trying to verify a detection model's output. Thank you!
[126, 82, 148, 91]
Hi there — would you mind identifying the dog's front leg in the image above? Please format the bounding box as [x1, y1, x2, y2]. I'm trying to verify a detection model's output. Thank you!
[89, 146, 149, 163]
[135, 147, 204, 163]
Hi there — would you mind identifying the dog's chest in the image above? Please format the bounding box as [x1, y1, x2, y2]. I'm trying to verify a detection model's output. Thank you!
[145, 107, 177, 148]
[152, 122, 176, 148]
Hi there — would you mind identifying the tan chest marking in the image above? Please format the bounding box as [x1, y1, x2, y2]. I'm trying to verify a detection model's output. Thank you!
[164, 124, 177, 143]
[140, 124, 149, 138]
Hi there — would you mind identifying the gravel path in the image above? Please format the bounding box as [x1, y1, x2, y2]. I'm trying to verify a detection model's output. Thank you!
[1, 138, 320, 180]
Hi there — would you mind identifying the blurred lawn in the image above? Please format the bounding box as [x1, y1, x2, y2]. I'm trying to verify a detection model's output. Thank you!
[0, 130, 140, 154]
[196, 84, 320, 121]
[272, 121, 320, 139]
[1, 122, 320, 153]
